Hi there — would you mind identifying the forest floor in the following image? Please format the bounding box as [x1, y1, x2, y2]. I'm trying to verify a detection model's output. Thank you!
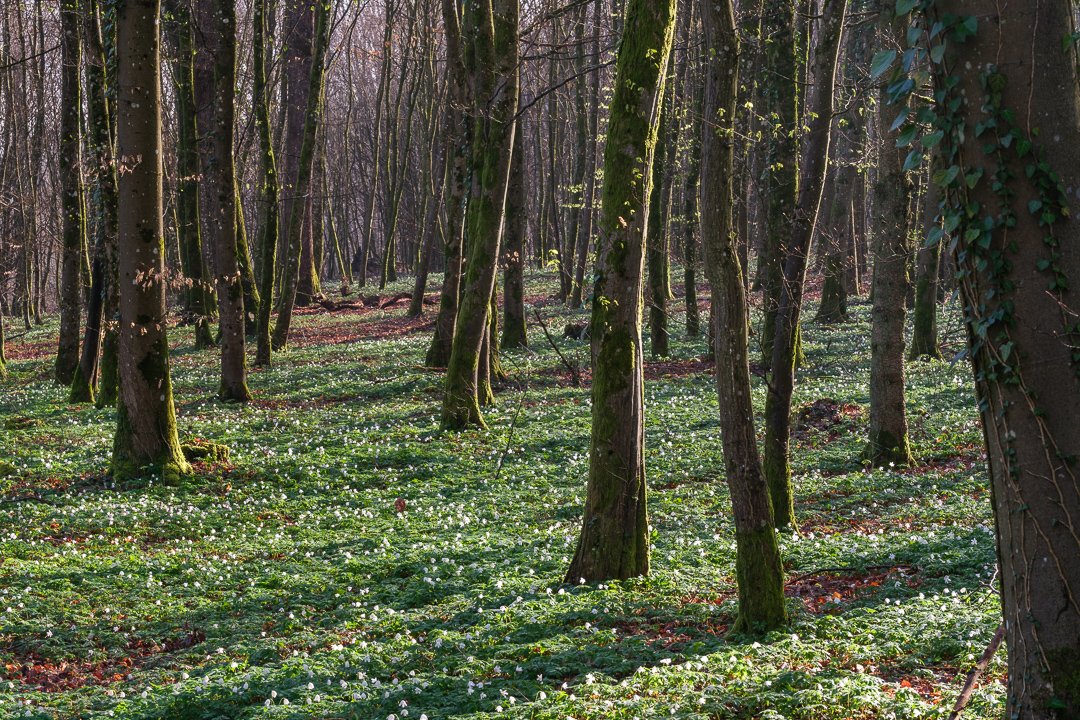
[0, 272, 1004, 719]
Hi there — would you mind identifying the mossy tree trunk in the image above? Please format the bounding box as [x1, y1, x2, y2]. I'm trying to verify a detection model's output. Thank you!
[501, 115, 528, 349]
[233, 178, 260, 333]
[929, 0, 1080, 711]
[195, 0, 250, 402]
[112, 0, 190, 483]
[700, 0, 786, 634]
[569, 0, 602, 311]
[762, 0, 846, 529]
[757, 0, 798, 367]
[71, 0, 116, 403]
[565, 0, 676, 583]
[440, 0, 519, 430]
[56, 0, 84, 387]
[253, 0, 278, 366]
[425, 0, 468, 368]
[0, 309, 6, 378]
[647, 90, 671, 358]
[85, 0, 120, 409]
[908, 167, 942, 360]
[271, 0, 329, 352]
[682, 46, 703, 339]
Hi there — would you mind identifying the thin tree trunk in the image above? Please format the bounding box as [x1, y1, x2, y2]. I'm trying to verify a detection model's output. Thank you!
[56, 0, 84, 385]
[253, 0, 279, 366]
[501, 106, 527, 349]
[424, 0, 468, 368]
[762, 0, 846, 529]
[647, 90, 671, 358]
[701, 0, 787, 633]
[272, 0, 329, 351]
[166, 0, 216, 349]
[195, 0, 251, 401]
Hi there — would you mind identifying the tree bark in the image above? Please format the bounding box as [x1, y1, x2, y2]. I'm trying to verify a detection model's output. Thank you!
[700, 0, 787, 633]
[56, 0, 84, 386]
[441, 0, 519, 429]
[565, 0, 676, 583]
[271, 0, 329, 351]
[111, 0, 190, 483]
[501, 110, 528, 349]
[927, 0, 1080, 712]
[195, 0, 250, 401]
[762, 0, 847, 529]
[424, 0, 468, 369]
[253, 0, 278, 366]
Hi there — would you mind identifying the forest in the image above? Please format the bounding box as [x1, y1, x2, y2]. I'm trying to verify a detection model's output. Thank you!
[0, 0, 1078, 717]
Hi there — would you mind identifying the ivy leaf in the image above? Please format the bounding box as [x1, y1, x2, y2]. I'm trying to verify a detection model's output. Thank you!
[930, 42, 946, 64]
[1029, 199, 1043, 214]
[955, 15, 978, 41]
[903, 150, 923, 171]
[933, 165, 960, 186]
[896, 125, 919, 147]
[922, 130, 944, 148]
[896, 0, 918, 14]
[870, 50, 897, 81]
[890, 109, 910, 132]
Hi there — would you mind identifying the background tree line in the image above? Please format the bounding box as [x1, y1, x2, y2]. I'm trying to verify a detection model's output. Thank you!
[0, 0, 1077, 715]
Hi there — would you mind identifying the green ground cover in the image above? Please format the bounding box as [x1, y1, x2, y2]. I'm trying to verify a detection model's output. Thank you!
[0, 273, 1004, 719]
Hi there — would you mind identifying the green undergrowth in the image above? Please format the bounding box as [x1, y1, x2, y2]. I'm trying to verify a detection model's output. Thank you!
[0, 273, 1003, 719]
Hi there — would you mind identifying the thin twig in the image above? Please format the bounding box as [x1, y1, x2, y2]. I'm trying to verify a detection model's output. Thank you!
[531, 309, 581, 387]
[493, 359, 531, 483]
[948, 624, 1005, 720]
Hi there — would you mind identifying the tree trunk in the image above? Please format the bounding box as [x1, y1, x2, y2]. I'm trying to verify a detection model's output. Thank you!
[700, 0, 786, 633]
[762, 0, 847, 529]
[253, 0, 278, 366]
[441, 0, 519, 429]
[683, 50, 703, 338]
[863, 12, 913, 467]
[569, 0, 603, 310]
[909, 165, 942, 360]
[926, 0, 1080, 712]
[758, 0, 798, 366]
[271, 0, 329, 351]
[195, 0, 250, 401]
[501, 111, 528, 349]
[166, 0, 215, 350]
[565, 0, 676, 583]
[111, 0, 190, 483]
[88, 0, 119, 409]
[424, 0, 468, 368]
[56, 0, 83, 386]
[647, 90, 671, 358]
[71, 0, 113, 403]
